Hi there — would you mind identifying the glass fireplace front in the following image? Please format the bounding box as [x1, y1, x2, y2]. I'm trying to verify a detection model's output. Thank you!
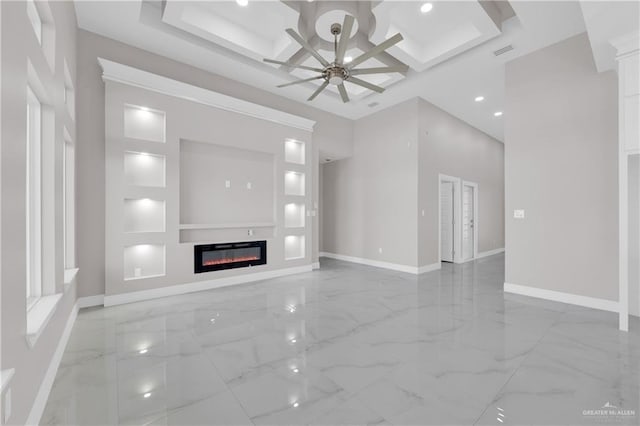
[194, 241, 267, 273]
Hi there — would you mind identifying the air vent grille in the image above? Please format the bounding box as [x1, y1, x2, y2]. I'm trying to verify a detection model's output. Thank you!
[493, 44, 514, 56]
[368, 102, 380, 108]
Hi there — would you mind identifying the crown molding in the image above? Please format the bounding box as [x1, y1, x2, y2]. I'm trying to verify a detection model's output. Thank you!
[97, 58, 316, 132]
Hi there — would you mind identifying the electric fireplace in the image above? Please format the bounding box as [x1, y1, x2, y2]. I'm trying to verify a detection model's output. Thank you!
[194, 241, 267, 273]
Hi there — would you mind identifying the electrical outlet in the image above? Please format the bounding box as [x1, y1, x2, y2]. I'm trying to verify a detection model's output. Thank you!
[378, 248, 383, 254]
[246, 182, 252, 190]
[248, 229, 254, 236]
[421, 209, 425, 217]
[514, 209, 525, 219]
[225, 180, 231, 188]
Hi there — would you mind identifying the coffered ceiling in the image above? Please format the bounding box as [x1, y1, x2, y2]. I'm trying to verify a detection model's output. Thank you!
[75, 1, 593, 142]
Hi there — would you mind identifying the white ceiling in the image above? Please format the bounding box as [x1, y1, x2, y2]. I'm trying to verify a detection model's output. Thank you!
[74, 1, 593, 143]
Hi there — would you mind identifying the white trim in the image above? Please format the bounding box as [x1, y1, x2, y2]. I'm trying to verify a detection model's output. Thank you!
[475, 248, 505, 259]
[26, 302, 79, 426]
[504, 282, 619, 313]
[461, 180, 479, 261]
[417, 262, 442, 274]
[319, 252, 438, 275]
[78, 294, 105, 309]
[438, 174, 462, 264]
[104, 265, 313, 306]
[63, 267, 79, 285]
[97, 58, 316, 132]
[312, 262, 320, 270]
[26, 294, 63, 347]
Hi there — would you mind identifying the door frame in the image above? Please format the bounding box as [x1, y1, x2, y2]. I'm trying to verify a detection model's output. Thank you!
[462, 180, 479, 261]
[438, 174, 462, 264]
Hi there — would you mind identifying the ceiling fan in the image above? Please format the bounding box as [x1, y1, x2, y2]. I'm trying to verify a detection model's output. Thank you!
[264, 15, 408, 103]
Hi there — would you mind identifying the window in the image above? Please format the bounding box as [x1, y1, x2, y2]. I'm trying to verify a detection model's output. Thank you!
[26, 86, 42, 310]
[26, 0, 42, 45]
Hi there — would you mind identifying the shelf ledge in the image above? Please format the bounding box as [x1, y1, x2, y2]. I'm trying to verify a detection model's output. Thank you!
[179, 223, 276, 230]
[26, 294, 63, 348]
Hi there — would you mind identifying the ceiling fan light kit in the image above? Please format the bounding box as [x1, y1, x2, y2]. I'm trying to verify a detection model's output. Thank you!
[264, 14, 408, 103]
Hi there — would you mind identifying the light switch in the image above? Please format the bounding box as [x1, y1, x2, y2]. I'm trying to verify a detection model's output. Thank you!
[246, 182, 252, 190]
[514, 209, 525, 219]
[378, 248, 383, 254]
[421, 209, 425, 217]
[225, 180, 231, 188]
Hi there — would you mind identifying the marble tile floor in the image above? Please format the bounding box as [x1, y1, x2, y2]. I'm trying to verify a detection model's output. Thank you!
[42, 254, 640, 425]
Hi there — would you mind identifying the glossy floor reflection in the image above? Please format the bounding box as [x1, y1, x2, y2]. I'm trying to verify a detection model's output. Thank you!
[42, 254, 640, 425]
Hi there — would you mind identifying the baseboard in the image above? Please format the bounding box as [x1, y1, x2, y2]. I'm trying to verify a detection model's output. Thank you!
[104, 265, 313, 306]
[475, 248, 505, 259]
[78, 294, 104, 308]
[417, 262, 442, 274]
[319, 252, 435, 275]
[26, 301, 79, 425]
[504, 282, 619, 313]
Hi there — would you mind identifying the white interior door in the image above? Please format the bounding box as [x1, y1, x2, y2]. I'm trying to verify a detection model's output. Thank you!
[440, 181, 454, 262]
[462, 184, 475, 261]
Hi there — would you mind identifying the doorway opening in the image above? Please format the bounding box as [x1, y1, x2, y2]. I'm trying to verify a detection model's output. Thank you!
[438, 175, 478, 264]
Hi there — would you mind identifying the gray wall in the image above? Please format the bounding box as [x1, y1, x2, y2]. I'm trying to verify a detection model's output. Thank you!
[504, 33, 618, 301]
[417, 99, 505, 266]
[0, 1, 77, 424]
[76, 30, 353, 298]
[322, 99, 420, 267]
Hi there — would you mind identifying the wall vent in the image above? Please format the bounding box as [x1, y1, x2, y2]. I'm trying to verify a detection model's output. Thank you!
[493, 44, 514, 56]
[367, 102, 380, 108]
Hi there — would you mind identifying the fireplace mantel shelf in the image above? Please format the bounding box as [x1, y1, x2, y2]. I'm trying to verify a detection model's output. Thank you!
[179, 222, 276, 230]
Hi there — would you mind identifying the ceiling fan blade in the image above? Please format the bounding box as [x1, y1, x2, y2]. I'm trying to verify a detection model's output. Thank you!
[277, 75, 324, 88]
[335, 15, 355, 64]
[337, 83, 350, 103]
[350, 65, 409, 75]
[347, 76, 385, 93]
[308, 80, 329, 101]
[285, 28, 330, 67]
[264, 58, 323, 73]
[348, 33, 404, 68]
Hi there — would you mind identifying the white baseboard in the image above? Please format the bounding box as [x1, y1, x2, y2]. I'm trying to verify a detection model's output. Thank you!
[319, 252, 439, 275]
[78, 294, 105, 309]
[417, 262, 442, 274]
[104, 265, 313, 306]
[26, 301, 79, 426]
[504, 282, 619, 313]
[475, 248, 505, 259]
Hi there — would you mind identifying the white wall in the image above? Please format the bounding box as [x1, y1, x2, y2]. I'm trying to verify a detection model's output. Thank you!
[321, 98, 505, 270]
[417, 99, 505, 267]
[0, 2, 77, 424]
[76, 30, 353, 298]
[322, 99, 420, 268]
[504, 33, 618, 301]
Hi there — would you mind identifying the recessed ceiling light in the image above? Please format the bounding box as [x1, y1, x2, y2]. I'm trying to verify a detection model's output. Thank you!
[236, 0, 248, 6]
[494, 111, 503, 117]
[475, 96, 484, 102]
[343, 56, 353, 64]
[143, 392, 151, 398]
[138, 348, 148, 354]
[292, 402, 299, 408]
[420, 3, 433, 13]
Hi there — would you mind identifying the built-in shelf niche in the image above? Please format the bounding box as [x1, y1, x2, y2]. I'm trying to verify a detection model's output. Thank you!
[124, 104, 166, 143]
[124, 244, 165, 280]
[124, 151, 166, 187]
[124, 198, 165, 233]
[285, 235, 305, 260]
[284, 203, 305, 228]
[284, 139, 305, 165]
[284, 171, 305, 196]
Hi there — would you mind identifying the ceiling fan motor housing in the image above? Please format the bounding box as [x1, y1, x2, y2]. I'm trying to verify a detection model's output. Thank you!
[325, 66, 349, 85]
[330, 23, 342, 36]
